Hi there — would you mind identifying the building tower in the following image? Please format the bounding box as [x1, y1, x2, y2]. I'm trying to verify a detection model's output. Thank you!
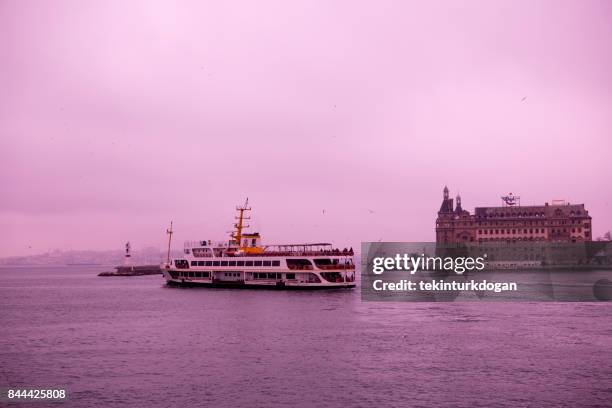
[436, 186, 455, 243]
[455, 193, 462, 213]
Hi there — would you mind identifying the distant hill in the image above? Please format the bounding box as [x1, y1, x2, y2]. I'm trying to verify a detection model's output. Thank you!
[0, 247, 183, 266]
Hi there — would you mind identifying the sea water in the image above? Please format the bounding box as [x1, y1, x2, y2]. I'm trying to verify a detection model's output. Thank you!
[1, 266, 611, 407]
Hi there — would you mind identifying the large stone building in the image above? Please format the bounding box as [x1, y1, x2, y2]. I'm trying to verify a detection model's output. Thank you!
[435, 186, 592, 244]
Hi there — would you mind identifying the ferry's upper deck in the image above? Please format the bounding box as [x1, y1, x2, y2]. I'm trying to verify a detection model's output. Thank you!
[183, 241, 354, 258]
[177, 199, 354, 260]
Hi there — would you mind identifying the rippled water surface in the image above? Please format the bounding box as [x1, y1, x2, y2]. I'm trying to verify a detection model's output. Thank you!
[1, 266, 611, 407]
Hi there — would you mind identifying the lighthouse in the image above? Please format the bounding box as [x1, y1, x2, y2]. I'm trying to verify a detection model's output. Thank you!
[124, 241, 133, 271]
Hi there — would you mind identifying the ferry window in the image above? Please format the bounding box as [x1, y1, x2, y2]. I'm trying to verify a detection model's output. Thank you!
[213, 261, 220, 267]
[286, 273, 295, 279]
[267, 273, 277, 279]
[245, 261, 254, 266]
[203, 272, 209, 278]
[191, 261, 197, 266]
[254, 261, 262, 267]
[175, 260, 189, 269]
[272, 261, 280, 267]
[286, 259, 313, 270]
[263, 261, 271, 267]
[192, 247, 212, 258]
[198, 261, 205, 266]
[206, 261, 213, 266]
[229, 261, 237, 266]
[251, 238, 257, 246]
[306, 273, 321, 283]
[237, 261, 245, 266]
[221, 261, 228, 266]
[195, 272, 200, 278]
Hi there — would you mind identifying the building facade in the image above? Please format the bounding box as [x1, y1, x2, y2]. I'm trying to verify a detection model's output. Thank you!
[435, 186, 592, 244]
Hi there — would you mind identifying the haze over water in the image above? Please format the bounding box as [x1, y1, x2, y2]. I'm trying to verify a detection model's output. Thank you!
[1, 266, 611, 407]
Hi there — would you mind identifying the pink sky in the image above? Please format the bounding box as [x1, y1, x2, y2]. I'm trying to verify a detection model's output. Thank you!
[1, 0, 611, 257]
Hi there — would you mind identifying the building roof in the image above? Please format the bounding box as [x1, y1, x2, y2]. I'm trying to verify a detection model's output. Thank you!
[474, 203, 588, 218]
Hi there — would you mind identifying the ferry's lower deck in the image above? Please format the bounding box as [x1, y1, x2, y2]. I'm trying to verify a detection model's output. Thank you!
[162, 266, 356, 289]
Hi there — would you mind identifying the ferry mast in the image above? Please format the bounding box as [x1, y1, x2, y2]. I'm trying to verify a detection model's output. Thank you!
[166, 221, 173, 264]
[231, 198, 251, 248]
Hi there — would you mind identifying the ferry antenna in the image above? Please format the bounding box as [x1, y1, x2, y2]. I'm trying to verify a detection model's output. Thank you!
[231, 198, 252, 246]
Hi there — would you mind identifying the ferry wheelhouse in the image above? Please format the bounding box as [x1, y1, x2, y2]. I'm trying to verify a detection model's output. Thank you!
[162, 200, 356, 289]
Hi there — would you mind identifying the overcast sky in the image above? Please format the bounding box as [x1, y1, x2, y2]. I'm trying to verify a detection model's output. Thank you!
[1, 0, 611, 257]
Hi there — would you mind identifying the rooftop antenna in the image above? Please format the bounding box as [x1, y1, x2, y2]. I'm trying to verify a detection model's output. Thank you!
[166, 221, 173, 265]
[501, 193, 520, 207]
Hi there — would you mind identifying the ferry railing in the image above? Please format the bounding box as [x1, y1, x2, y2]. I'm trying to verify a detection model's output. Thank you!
[315, 264, 355, 270]
[259, 250, 354, 257]
[286, 265, 314, 270]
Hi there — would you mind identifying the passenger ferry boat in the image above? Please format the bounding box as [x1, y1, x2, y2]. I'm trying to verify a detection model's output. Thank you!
[162, 200, 356, 289]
